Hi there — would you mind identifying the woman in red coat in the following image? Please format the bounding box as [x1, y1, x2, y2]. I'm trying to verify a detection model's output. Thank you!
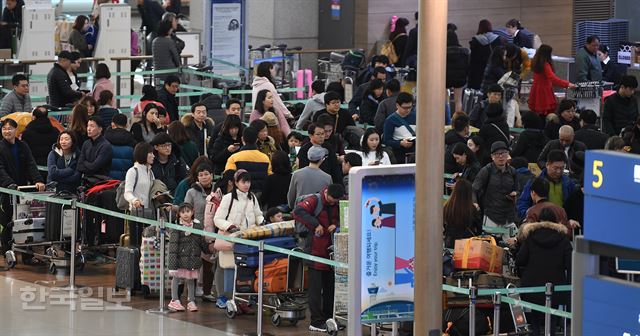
[528, 44, 576, 117]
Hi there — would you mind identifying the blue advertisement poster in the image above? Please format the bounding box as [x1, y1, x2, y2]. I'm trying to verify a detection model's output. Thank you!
[360, 174, 415, 323]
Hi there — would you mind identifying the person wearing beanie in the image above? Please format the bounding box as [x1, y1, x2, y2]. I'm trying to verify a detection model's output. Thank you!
[574, 109, 608, 150]
[478, 103, 511, 153]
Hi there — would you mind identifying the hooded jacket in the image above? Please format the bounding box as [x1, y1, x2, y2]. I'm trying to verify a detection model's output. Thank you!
[446, 44, 470, 88]
[251, 76, 292, 135]
[21, 116, 60, 167]
[181, 114, 215, 157]
[105, 127, 134, 180]
[296, 92, 327, 130]
[46, 145, 81, 193]
[468, 32, 502, 89]
[359, 94, 383, 126]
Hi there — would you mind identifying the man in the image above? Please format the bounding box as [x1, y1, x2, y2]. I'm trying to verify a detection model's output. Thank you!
[105, 113, 135, 180]
[157, 75, 180, 122]
[574, 109, 609, 150]
[537, 125, 587, 173]
[518, 150, 578, 223]
[77, 116, 113, 178]
[225, 127, 272, 193]
[575, 35, 603, 83]
[137, 0, 165, 37]
[0, 74, 32, 116]
[472, 141, 517, 235]
[312, 91, 356, 135]
[445, 113, 470, 173]
[469, 84, 503, 128]
[602, 75, 639, 136]
[47, 51, 84, 108]
[383, 92, 416, 163]
[0, 118, 45, 259]
[287, 145, 332, 209]
[402, 11, 419, 67]
[151, 132, 186, 194]
[522, 177, 573, 232]
[374, 79, 401, 134]
[297, 123, 342, 184]
[184, 102, 215, 156]
[316, 114, 345, 156]
[292, 184, 345, 333]
[296, 80, 327, 130]
[210, 98, 242, 144]
[356, 55, 390, 87]
[21, 106, 60, 168]
[341, 152, 362, 192]
[97, 90, 119, 129]
[349, 66, 387, 118]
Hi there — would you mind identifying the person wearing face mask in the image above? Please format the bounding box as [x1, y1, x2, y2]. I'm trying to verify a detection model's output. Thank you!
[47, 51, 84, 108]
[537, 125, 586, 173]
[77, 117, 113, 178]
[182, 102, 215, 156]
[131, 103, 162, 144]
[47, 131, 82, 193]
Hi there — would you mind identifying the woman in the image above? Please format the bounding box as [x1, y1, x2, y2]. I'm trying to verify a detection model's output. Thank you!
[504, 43, 531, 79]
[468, 19, 502, 90]
[443, 179, 482, 248]
[529, 44, 575, 117]
[468, 135, 490, 167]
[544, 100, 580, 140]
[47, 131, 82, 193]
[167, 121, 199, 168]
[152, 20, 180, 80]
[604, 136, 626, 152]
[621, 117, 640, 154]
[133, 85, 167, 122]
[446, 29, 470, 112]
[173, 156, 213, 205]
[261, 112, 287, 152]
[450, 142, 481, 183]
[250, 89, 275, 121]
[68, 103, 89, 146]
[505, 19, 533, 49]
[69, 15, 93, 57]
[260, 151, 292, 209]
[479, 103, 511, 150]
[358, 79, 385, 125]
[512, 111, 547, 163]
[481, 46, 506, 94]
[214, 170, 263, 308]
[389, 17, 409, 67]
[79, 95, 99, 118]
[211, 115, 243, 175]
[251, 61, 293, 135]
[92, 63, 115, 100]
[359, 128, 391, 166]
[131, 103, 162, 144]
[250, 119, 278, 159]
[124, 142, 156, 244]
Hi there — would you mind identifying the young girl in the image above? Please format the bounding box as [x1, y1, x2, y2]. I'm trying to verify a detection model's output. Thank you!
[360, 128, 391, 166]
[265, 207, 284, 224]
[213, 170, 263, 309]
[168, 203, 213, 312]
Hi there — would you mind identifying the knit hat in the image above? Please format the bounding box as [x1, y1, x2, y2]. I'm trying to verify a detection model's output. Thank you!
[150, 132, 172, 146]
[261, 111, 278, 127]
[308, 145, 328, 161]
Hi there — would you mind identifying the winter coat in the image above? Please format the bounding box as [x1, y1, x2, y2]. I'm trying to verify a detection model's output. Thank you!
[374, 94, 398, 134]
[391, 33, 408, 67]
[0, 90, 32, 116]
[210, 132, 241, 174]
[297, 142, 342, 184]
[479, 117, 511, 149]
[511, 128, 547, 163]
[296, 93, 326, 130]
[168, 220, 210, 271]
[359, 94, 383, 125]
[543, 116, 580, 141]
[152, 36, 180, 80]
[575, 47, 602, 82]
[528, 63, 570, 116]
[77, 135, 113, 177]
[152, 152, 186, 194]
[157, 87, 179, 122]
[137, 0, 164, 36]
[512, 29, 534, 49]
[257, 135, 279, 159]
[468, 33, 502, 90]
[123, 162, 155, 210]
[184, 182, 215, 225]
[574, 125, 609, 150]
[133, 100, 166, 120]
[224, 145, 272, 192]
[446, 45, 470, 88]
[104, 127, 135, 180]
[444, 129, 468, 174]
[21, 117, 60, 167]
[47, 63, 83, 108]
[472, 163, 517, 224]
[260, 172, 292, 209]
[516, 221, 572, 307]
[312, 108, 356, 135]
[92, 78, 115, 101]
[130, 121, 161, 144]
[178, 140, 199, 168]
[292, 187, 340, 271]
[517, 169, 577, 220]
[181, 114, 215, 157]
[0, 138, 44, 187]
[214, 190, 263, 268]
[96, 107, 119, 130]
[251, 76, 292, 135]
[602, 92, 639, 136]
[481, 62, 506, 95]
[443, 209, 482, 249]
[536, 139, 587, 172]
[69, 29, 90, 57]
[46, 146, 81, 193]
[524, 200, 570, 233]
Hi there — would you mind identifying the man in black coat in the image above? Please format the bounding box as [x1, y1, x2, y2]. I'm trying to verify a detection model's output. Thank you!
[137, 0, 165, 36]
[602, 75, 639, 136]
[46, 51, 84, 108]
[537, 125, 586, 174]
[21, 106, 60, 169]
[0, 118, 45, 257]
[297, 123, 342, 184]
[444, 114, 470, 173]
[157, 75, 180, 122]
[574, 109, 609, 150]
[313, 91, 356, 136]
[78, 117, 113, 178]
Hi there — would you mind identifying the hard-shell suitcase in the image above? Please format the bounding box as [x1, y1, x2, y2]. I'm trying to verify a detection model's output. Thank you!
[45, 193, 78, 241]
[12, 217, 46, 244]
[233, 236, 296, 255]
[115, 246, 141, 292]
[234, 252, 282, 268]
[139, 236, 171, 297]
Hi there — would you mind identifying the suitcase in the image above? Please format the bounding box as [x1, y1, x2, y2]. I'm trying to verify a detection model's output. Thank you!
[12, 217, 46, 244]
[85, 188, 125, 246]
[236, 266, 257, 293]
[233, 236, 296, 255]
[462, 88, 483, 115]
[234, 252, 283, 268]
[139, 236, 171, 297]
[254, 258, 288, 293]
[115, 246, 141, 291]
[45, 193, 78, 241]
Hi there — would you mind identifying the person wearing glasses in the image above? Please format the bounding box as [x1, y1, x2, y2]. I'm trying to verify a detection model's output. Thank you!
[150, 132, 186, 194]
[472, 141, 518, 238]
[312, 91, 355, 136]
[0, 74, 32, 116]
[383, 92, 416, 163]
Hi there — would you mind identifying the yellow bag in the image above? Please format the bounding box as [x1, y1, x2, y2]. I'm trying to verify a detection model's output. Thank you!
[380, 33, 406, 64]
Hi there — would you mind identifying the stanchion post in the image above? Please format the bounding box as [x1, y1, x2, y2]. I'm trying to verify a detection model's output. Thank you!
[560, 304, 567, 336]
[545, 282, 553, 336]
[147, 210, 168, 314]
[469, 286, 477, 336]
[115, 59, 122, 108]
[58, 199, 83, 290]
[493, 293, 501, 336]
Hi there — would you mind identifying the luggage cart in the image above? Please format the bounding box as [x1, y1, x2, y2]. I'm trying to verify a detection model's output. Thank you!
[5, 185, 85, 274]
[225, 243, 306, 327]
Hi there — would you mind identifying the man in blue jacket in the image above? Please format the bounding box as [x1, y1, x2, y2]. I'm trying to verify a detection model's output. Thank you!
[517, 149, 578, 220]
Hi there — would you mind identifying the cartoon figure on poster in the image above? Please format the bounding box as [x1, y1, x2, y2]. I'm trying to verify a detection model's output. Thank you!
[366, 197, 396, 228]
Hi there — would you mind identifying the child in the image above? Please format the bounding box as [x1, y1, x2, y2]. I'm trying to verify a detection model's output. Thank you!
[287, 131, 304, 151]
[265, 207, 284, 224]
[168, 203, 213, 312]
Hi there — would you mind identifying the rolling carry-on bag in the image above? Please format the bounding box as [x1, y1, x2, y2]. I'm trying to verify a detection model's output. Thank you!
[116, 246, 141, 292]
[12, 217, 46, 244]
[45, 193, 78, 241]
[139, 236, 171, 297]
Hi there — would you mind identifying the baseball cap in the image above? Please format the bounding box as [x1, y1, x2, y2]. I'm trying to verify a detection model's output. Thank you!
[491, 141, 509, 154]
[307, 145, 328, 161]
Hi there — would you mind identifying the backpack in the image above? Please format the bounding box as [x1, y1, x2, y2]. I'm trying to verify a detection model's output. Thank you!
[380, 33, 406, 64]
[116, 167, 138, 211]
[293, 193, 324, 253]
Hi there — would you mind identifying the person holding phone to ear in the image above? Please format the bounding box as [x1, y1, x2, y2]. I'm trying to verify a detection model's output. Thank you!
[210, 115, 243, 175]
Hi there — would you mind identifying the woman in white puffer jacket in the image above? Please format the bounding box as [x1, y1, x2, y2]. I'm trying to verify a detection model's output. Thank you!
[251, 61, 293, 135]
[213, 169, 263, 307]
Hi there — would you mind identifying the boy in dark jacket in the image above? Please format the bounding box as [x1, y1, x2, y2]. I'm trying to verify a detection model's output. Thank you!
[292, 184, 344, 333]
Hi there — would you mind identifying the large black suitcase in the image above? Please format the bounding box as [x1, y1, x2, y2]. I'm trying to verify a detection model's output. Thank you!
[85, 188, 124, 246]
[115, 246, 141, 292]
[45, 193, 79, 241]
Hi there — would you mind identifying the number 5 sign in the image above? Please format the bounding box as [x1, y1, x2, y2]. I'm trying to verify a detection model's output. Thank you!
[592, 160, 603, 188]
